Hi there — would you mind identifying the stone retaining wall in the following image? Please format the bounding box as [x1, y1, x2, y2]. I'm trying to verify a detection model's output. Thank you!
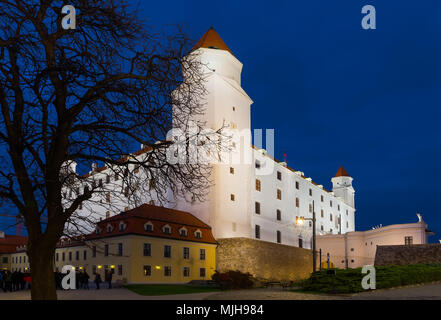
[375, 244, 441, 266]
[216, 237, 313, 281]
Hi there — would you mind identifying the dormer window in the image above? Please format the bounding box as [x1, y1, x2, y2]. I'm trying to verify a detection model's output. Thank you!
[194, 230, 202, 239]
[179, 227, 188, 237]
[95, 228, 101, 235]
[119, 222, 126, 232]
[163, 225, 171, 234]
[144, 222, 153, 232]
[106, 224, 113, 233]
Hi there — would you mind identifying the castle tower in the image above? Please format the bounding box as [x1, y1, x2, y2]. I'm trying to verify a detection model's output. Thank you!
[331, 166, 355, 208]
[173, 27, 253, 239]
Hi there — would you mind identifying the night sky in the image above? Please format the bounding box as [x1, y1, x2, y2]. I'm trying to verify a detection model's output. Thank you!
[2, 1, 441, 241]
[132, 0, 441, 240]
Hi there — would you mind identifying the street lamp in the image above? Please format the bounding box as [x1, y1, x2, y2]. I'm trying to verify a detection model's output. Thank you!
[296, 200, 317, 272]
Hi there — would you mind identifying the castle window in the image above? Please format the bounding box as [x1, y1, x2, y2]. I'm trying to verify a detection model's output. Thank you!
[164, 266, 172, 277]
[164, 245, 172, 258]
[179, 228, 187, 237]
[200, 268, 206, 278]
[255, 179, 261, 191]
[183, 267, 190, 277]
[143, 243, 151, 256]
[143, 265, 152, 276]
[321, 225, 324, 231]
[277, 189, 282, 200]
[330, 214, 333, 222]
[309, 189, 312, 196]
[255, 202, 261, 214]
[277, 171, 282, 180]
[296, 197, 299, 207]
[119, 222, 126, 232]
[346, 209, 349, 215]
[232, 106, 236, 111]
[162, 225, 171, 234]
[118, 243, 123, 256]
[230, 194, 235, 201]
[183, 247, 190, 259]
[104, 244, 109, 257]
[277, 231, 281, 244]
[255, 225, 260, 239]
[321, 209, 324, 218]
[338, 205, 340, 211]
[346, 222, 349, 228]
[295, 181, 299, 190]
[321, 195, 324, 202]
[194, 230, 202, 239]
[69, 252, 72, 261]
[200, 249, 206, 260]
[106, 224, 113, 233]
[230, 167, 234, 174]
[144, 222, 153, 232]
[298, 238, 303, 248]
[276, 209, 281, 221]
[255, 160, 261, 169]
[309, 204, 312, 213]
[405, 236, 413, 245]
[330, 200, 333, 207]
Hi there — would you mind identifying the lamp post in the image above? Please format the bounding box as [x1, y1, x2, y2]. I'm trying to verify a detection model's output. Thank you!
[296, 200, 317, 272]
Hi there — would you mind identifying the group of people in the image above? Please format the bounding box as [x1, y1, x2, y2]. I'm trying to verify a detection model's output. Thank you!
[1, 269, 114, 292]
[0, 270, 31, 292]
[53, 269, 113, 290]
[93, 269, 113, 290]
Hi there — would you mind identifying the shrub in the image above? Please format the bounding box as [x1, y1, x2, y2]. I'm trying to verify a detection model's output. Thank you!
[299, 263, 441, 294]
[212, 270, 254, 290]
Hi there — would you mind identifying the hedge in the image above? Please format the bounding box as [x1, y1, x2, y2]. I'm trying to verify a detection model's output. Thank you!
[299, 263, 441, 294]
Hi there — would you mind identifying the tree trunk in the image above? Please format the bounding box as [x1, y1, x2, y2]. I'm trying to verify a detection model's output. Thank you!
[28, 246, 57, 300]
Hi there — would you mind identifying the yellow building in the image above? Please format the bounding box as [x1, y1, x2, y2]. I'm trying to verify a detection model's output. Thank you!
[54, 204, 217, 284]
[0, 232, 28, 271]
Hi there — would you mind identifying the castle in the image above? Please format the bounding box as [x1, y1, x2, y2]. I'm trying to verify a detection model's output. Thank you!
[68, 28, 356, 249]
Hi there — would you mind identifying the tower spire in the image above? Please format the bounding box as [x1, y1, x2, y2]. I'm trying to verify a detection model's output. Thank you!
[192, 27, 233, 54]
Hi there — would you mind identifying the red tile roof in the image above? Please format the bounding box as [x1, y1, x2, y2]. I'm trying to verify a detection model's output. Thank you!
[0, 234, 28, 254]
[192, 27, 233, 55]
[89, 204, 217, 245]
[335, 166, 350, 177]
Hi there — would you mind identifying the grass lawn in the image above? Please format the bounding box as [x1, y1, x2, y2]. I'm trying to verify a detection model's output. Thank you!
[124, 284, 221, 296]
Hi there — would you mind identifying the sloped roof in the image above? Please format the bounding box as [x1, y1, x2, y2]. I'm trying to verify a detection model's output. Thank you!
[192, 27, 233, 54]
[335, 166, 350, 177]
[89, 204, 216, 245]
[0, 234, 28, 254]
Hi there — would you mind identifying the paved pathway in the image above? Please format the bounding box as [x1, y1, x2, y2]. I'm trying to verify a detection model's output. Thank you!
[0, 287, 217, 300]
[2, 282, 441, 300]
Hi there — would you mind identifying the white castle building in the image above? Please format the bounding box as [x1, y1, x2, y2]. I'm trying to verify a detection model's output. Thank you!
[67, 28, 356, 249]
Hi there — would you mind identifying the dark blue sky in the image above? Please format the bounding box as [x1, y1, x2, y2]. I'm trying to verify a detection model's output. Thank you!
[133, 0, 441, 239]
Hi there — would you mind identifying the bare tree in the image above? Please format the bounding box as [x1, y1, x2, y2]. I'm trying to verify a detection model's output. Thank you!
[0, 0, 217, 299]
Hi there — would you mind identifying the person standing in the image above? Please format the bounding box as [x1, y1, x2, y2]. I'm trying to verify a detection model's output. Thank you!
[106, 269, 113, 289]
[83, 271, 90, 290]
[94, 272, 101, 290]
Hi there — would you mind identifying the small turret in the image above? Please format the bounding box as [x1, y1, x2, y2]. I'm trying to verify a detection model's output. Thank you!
[331, 166, 355, 208]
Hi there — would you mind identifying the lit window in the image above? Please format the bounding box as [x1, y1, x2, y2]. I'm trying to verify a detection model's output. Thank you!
[255, 179, 261, 191]
[143, 265, 151, 276]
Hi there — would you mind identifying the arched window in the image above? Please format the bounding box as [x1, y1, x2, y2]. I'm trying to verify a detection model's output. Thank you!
[179, 227, 187, 237]
[162, 224, 171, 234]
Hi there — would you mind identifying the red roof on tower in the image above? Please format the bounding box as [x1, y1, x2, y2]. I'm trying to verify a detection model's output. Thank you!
[192, 27, 233, 54]
[335, 166, 350, 177]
